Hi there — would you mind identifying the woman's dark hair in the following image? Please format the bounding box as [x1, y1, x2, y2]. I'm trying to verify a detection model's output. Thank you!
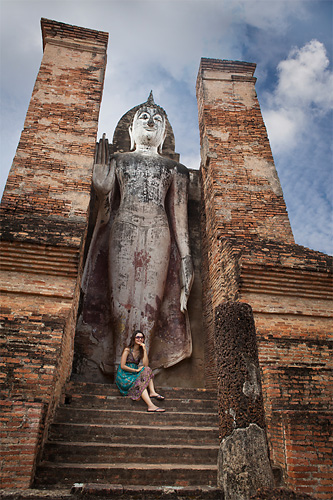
[127, 330, 145, 359]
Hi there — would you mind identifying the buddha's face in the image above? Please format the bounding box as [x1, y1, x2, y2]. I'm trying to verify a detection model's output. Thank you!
[130, 106, 166, 150]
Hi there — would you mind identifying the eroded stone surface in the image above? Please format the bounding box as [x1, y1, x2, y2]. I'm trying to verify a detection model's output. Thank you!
[218, 424, 274, 500]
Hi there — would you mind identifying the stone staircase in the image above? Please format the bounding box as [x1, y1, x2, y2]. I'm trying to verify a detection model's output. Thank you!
[33, 381, 223, 499]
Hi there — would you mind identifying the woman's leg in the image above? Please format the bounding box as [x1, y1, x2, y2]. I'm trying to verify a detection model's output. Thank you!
[147, 379, 164, 399]
[141, 389, 165, 412]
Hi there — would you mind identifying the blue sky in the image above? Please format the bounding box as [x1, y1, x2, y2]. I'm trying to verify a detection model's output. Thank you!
[1, 0, 332, 254]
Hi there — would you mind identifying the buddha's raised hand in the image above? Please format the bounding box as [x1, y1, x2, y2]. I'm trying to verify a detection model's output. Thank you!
[93, 134, 114, 195]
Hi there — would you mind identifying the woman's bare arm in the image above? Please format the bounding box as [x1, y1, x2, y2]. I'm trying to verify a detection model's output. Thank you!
[140, 343, 149, 367]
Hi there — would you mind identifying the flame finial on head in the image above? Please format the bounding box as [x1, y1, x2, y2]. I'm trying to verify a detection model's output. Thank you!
[147, 90, 155, 106]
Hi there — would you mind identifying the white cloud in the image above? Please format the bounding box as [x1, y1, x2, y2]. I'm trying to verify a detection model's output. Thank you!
[263, 40, 333, 151]
[276, 40, 333, 108]
[262, 109, 299, 151]
[261, 40, 333, 255]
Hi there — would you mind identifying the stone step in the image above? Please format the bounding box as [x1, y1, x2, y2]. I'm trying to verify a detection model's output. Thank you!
[42, 442, 219, 465]
[1, 485, 224, 499]
[63, 394, 217, 412]
[65, 381, 217, 400]
[33, 383, 220, 493]
[72, 484, 224, 500]
[48, 423, 219, 446]
[54, 407, 218, 427]
[34, 463, 218, 489]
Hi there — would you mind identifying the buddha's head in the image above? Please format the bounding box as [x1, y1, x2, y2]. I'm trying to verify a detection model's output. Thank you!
[129, 92, 167, 153]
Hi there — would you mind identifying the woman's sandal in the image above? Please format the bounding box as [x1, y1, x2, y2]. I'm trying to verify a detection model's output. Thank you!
[150, 394, 165, 400]
[147, 407, 165, 412]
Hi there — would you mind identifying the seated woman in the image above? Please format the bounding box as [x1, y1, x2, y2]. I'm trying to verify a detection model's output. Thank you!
[115, 330, 165, 412]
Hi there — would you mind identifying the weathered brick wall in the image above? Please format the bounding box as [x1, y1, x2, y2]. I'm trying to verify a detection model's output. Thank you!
[196, 57, 333, 499]
[0, 19, 108, 488]
[197, 58, 295, 390]
[197, 58, 294, 244]
[234, 240, 332, 499]
[1, 18, 108, 243]
[266, 411, 332, 499]
[0, 402, 45, 488]
[209, 241, 332, 499]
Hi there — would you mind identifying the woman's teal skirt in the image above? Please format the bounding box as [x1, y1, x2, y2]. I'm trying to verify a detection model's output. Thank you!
[115, 363, 154, 400]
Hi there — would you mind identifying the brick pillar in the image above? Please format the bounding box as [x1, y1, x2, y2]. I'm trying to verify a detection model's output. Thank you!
[0, 19, 108, 488]
[196, 58, 294, 388]
[196, 58, 294, 246]
[196, 58, 333, 499]
[215, 301, 274, 499]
